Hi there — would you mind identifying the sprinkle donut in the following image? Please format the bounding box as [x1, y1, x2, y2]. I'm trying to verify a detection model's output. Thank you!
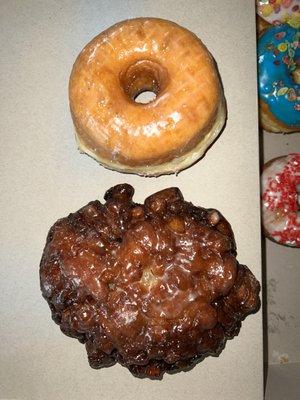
[261, 153, 300, 247]
[258, 24, 300, 133]
[257, 0, 300, 29]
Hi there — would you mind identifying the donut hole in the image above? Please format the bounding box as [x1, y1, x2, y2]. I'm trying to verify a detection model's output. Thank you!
[120, 60, 169, 105]
[134, 91, 157, 104]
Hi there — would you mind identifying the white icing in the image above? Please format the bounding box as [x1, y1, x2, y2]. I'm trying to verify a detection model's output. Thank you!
[261, 158, 287, 194]
[262, 207, 288, 234]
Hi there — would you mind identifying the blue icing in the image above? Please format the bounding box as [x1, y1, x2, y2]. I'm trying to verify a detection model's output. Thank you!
[258, 24, 300, 127]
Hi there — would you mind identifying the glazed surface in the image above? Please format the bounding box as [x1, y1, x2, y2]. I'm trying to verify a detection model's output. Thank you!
[258, 24, 300, 129]
[40, 184, 260, 378]
[262, 153, 300, 247]
[69, 18, 224, 173]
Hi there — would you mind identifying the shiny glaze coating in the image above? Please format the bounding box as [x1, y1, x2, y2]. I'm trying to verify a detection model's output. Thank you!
[257, 0, 300, 28]
[40, 184, 260, 379]
[258, 24, 300, 132]
[69, 18, 226, 176]
[261, 154, 300, 247]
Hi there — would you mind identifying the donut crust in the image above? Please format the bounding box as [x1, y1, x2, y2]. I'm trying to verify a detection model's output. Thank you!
[259, 100, 298, 134]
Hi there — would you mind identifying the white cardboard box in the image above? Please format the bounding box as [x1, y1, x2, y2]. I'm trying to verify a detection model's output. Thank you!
[0, 1, 263, 399]
[263, 132, 300, 400]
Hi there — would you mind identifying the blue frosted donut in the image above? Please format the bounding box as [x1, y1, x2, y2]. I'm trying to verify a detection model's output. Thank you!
[258, 24, 300, 132]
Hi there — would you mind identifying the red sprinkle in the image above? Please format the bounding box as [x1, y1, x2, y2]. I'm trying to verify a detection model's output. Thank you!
[282, 55, 289, 64]
[275, 32, 286, 40]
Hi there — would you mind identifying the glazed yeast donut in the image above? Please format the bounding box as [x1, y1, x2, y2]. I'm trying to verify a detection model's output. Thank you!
[261, 153, 300, 247]
[69, 18, 226, 176]
[258, 24, 300, 133]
